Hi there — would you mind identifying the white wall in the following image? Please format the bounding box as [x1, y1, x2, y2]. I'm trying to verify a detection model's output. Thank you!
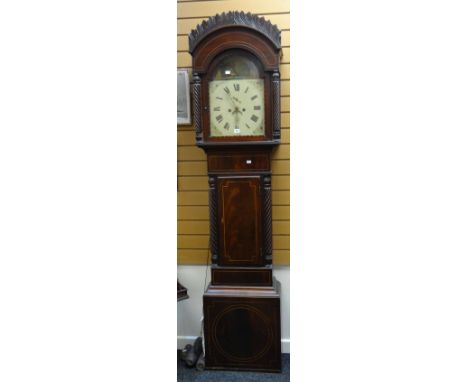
[177, 265, 290, 353]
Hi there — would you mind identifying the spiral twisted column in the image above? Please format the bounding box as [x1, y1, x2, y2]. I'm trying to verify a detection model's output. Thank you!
[263, 176, 273, 264]
[272, 70, 281, 141]
[208, 176, 218, 263]
[192, 73, 203, 143]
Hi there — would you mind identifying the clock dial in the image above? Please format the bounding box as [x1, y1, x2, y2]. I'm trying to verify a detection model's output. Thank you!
[209, 79, 264, 137]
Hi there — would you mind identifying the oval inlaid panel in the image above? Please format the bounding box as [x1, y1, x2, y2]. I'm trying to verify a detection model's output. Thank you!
[212, 304, 273, 362]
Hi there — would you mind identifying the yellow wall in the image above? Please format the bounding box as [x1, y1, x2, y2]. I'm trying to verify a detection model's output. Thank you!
[177, 0, 290, 265]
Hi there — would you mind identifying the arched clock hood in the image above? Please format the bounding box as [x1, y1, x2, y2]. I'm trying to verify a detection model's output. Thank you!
[189, 11, 282, 147]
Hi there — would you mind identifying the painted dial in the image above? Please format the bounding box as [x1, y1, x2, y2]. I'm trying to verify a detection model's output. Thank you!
[209, 79, 264, 137]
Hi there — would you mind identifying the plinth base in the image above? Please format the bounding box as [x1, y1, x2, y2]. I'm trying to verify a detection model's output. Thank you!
[203, 279, 281, 372]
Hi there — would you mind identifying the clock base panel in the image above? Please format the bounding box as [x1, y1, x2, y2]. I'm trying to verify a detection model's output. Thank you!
[203, 280, 281, 372]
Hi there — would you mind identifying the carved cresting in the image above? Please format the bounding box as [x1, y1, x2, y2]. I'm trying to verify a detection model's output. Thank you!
[263, 175, 272, 265]
[192, 72, 203, 143]
[208, 176, 218, 262]
[272, 70, 281, 141]
[188, 11, 281, 54]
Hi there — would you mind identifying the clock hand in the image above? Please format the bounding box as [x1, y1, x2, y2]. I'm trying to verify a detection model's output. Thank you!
[231, 106, 243, 115]
[234, 109, 240, 130]
[226, 94, 237, 109]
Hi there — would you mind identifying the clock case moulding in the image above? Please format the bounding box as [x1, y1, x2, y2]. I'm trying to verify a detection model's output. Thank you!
[189, 11, 283, 373]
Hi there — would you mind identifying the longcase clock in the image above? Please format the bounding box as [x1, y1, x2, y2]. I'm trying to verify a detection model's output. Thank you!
[188, 11, 282, 372]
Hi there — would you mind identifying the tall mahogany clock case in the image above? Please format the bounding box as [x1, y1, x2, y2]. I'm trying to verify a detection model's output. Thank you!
[189, 12, 282, 372]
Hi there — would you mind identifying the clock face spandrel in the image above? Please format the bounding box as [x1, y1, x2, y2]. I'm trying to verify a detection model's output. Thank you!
[209, 79, 264, 137]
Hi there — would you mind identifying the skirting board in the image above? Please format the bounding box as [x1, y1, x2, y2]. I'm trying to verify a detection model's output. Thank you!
[177, 336, 290, 354]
